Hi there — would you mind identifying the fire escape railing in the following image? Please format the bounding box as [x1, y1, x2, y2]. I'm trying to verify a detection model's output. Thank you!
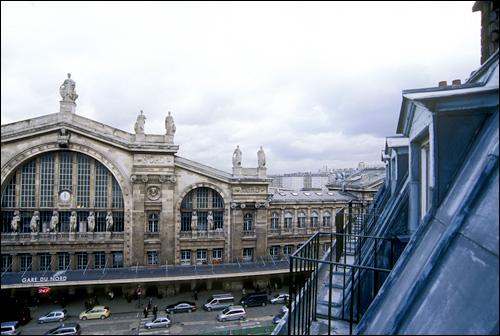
[282, 205, 395, 335]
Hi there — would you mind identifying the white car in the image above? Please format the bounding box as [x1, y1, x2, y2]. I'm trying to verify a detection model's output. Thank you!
[270, 293, 289, 304]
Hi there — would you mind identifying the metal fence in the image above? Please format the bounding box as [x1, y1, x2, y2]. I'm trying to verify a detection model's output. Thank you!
[283, 205, 395, 335]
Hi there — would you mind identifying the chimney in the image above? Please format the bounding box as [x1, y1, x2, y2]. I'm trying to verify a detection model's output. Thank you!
[438, 81, 448, 87]
[472, 1, 500, 65]
[452, 79, 462, 85]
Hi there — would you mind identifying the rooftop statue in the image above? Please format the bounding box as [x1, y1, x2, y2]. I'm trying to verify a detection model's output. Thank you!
[233, 145, 242, 167]
[258, 146, 266, 167]
[165, 111, 176, 135]
[59, 73, 78, 102]
[134, 110, 146, 134]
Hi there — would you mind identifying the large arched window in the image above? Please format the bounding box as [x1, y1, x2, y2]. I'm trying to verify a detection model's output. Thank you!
[180, 187, 224, 231]
[1, 152, 124, 233]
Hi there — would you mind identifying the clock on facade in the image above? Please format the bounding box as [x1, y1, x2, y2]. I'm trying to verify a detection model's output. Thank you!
[59, 190, 71, 201]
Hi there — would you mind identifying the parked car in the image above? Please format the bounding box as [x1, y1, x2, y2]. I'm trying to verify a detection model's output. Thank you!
[38, 309, 68, 323]
[216, 306, 247, 322]
[44, 323, 81, 335]
[1, 321, 21, 335]
[78, 306, 110, 320]
[240, 292, 268, 308]
[144, 315, 171, 329]
[165, 301, 196, 314]
[270, 293, 289, 304]
[203, 294, 235, 311]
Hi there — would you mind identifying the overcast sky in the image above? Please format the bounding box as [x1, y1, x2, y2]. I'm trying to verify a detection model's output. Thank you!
[1, 1, 481, 174]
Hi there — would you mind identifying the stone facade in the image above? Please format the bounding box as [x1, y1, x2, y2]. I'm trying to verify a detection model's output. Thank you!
[1, 76, 358, 294]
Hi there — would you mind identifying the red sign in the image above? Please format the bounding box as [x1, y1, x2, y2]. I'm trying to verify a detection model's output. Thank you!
[38, 287, 51, 294]
[137, 288, 142, 295]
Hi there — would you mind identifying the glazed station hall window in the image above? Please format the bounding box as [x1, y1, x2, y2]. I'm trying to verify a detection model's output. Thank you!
[0, 152, 125, 234]
[270, 246, 280, 260]
[76, 253, 88, 270]
[58, 253, 70, 270]
[180, 187, 225, 232]
[212, 249, 223, 264]
[20, 254, 32, 272]
[39, 254, 51, 271]
[181, 250, 191, 266]
[243, 248, 253, 262]
[147, 251, 159, 266]
[112, 252, 123, 268]
[1, 255, 13, 273]
[94, 252, 106, 269]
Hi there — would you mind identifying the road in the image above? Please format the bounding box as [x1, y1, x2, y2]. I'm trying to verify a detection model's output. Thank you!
[20, 303, 283, 335]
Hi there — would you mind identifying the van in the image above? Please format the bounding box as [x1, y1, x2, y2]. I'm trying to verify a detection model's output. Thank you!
[203, 294, 235, 311]
[239, 292, 268, 308]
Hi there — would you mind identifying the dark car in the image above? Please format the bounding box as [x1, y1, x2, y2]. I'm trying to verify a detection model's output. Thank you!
[44, 323, 81, 335]
[165, 301, 197, 314]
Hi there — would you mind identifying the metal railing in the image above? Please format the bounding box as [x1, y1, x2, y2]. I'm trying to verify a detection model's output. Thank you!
[282, 204, 395, 335]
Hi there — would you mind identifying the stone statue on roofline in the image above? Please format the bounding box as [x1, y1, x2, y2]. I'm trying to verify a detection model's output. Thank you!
[258, 146, 266, 167]
[135, 110, 146, 134]
[233, 145, 242, 167]
[59, 73, 78, 102]
[165, 111, 176, 135]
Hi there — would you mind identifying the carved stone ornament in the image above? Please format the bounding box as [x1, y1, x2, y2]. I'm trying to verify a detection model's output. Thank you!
[147, 186, 161, 201]
[255, 201, 270, 209]
[58, 128, 71, 148]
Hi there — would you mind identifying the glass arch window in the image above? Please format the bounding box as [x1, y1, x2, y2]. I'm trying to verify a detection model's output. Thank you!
[284, 213, 293, 228]
[311, 211, 319, 227]
[298, 212, 306, 228]
[323, 211, 331, 227]
[180, 187, 224, 232]
[1, 152, 125, 233]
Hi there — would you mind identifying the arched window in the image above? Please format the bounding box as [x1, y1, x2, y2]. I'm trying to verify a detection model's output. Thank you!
[298, 212, 306, 228]
[271, 212, 280, 229]
[180, 187, 224, 232]
[148, 213, 159, 233]
[323, 211, 331, 227]
[1, 152, 125, 233]
[311, 211, 319, 227]
[244, 213, 253, 231]
[285, 212, 293, 228]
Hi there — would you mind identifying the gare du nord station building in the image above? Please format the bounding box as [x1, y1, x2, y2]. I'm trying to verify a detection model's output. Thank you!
[1, 75, 365, 299]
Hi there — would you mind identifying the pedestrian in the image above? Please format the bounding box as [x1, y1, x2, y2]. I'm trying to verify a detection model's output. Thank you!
[153, 305, 158, 319]
[89, 298, 93, 309]
[256, 284, 260, 292]
[143, 306, 148, 318]
[242, 287, 246, 296]
[275, 283, 278, 292]
[194, 290, 198, 300]
[94, 295, 99, 306]
[148, 298, 152, 310]
[85, 300, 89, 310]
[108, 291, 114, 301]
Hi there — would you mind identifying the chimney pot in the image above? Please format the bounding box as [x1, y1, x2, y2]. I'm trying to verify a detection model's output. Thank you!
[452, 79, 462, 85]
[438, 81, 448, 87]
